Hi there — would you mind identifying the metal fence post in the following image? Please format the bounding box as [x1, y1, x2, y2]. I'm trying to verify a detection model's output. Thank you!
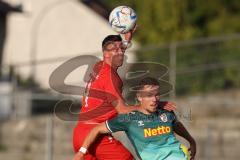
[169, 42, 177, 99]
[45, 116, 54, 160]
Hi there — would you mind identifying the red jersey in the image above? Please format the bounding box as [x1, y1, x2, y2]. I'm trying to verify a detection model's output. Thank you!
[80, 61, 123, 123]
[73, 62, 134, 160]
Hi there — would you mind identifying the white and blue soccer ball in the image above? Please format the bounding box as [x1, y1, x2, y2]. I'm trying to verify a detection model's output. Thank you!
[109, 6, 137, 34]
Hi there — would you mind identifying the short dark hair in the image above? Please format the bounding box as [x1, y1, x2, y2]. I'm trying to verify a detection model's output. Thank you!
[138, 77, 159, 90]
[102, 35, 122, 49]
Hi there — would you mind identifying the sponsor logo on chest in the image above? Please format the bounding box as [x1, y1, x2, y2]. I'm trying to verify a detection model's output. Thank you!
[159, 113, 168, 122]
[143, 126, 171, 138]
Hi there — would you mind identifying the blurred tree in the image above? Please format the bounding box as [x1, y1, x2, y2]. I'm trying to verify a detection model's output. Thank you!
[102, 0, 240, 44]
[102, 0, 240, 95]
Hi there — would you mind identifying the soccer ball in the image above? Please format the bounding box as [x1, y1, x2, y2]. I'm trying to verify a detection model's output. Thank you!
[109, 6, 137, 34]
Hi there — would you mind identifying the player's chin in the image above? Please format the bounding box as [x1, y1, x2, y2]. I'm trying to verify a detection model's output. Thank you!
[149, 106, 157, 112]
[116, 60, 123, 67]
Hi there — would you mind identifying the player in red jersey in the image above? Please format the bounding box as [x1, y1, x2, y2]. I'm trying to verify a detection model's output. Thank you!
[73, 31, 176, 160]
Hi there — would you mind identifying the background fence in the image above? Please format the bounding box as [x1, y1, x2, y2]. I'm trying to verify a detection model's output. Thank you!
[0, 34, 240, 160]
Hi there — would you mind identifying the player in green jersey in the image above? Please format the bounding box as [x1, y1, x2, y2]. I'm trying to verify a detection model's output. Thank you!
[74, 77, 196, 160]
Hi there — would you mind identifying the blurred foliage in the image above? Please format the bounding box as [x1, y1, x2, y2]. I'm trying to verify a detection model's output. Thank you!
[176, 41, 240, 95]
[8, 65, 40, 89]
[0, 143, 7, 152]
[16, 75, 40, 89]
[102, 0, 240, 95]
[103, 0, 240, 44]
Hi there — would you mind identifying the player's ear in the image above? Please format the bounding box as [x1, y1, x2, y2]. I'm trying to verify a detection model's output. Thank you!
[136, 92, 142, 103]
[134, 97, 139, 105]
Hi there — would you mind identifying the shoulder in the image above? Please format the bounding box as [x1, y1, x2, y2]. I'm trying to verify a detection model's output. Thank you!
[118, 111, 138, 118]
[91, 62, 111, 82]
[157, 108, 176, 117]
[157, 108, 178, 123]
[97, 63, 113, 79]
[115, 111, 140, 121]
[92, 61, 106, 76]
[127, 111, 142, 117]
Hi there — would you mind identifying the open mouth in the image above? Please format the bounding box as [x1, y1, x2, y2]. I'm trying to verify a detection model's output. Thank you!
[150, 104, 157, 107]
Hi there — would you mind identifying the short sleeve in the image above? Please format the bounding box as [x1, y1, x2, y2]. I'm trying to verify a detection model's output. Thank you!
[105, 114, 129, 133]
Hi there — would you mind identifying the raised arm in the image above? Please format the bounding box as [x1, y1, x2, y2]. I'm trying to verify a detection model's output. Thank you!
[73, 123, 110, 160]
[173, 121, 196, 160]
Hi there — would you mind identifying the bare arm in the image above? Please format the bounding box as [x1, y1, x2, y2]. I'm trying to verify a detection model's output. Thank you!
[173, 121, 196, 160]
[112, 99, 139, 114]
[82, 123, 110, 148]
[73, 123, 110, 160]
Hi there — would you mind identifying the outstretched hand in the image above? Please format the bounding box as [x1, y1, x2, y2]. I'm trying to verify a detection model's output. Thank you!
[162, 101, 177, 111]
[121, 24, 137, 42]
[189, 140, 196, 160]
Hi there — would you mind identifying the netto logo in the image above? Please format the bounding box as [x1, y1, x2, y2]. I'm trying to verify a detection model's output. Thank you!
[144, 126, 171, 138]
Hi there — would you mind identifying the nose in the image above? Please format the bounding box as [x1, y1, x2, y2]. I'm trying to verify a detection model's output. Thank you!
[117, 46, 123, 51]
[116, 48, 124, 55]
[152, 96, 157, 102]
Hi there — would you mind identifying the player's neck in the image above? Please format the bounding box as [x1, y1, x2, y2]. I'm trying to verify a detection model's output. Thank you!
[103, 59, 118, 70]
[138, 107, 152, 115]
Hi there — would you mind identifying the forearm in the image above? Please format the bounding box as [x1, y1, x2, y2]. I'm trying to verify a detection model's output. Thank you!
[74, 123, 111, 160]
[81, 127, 100, 149]
[174, 121, 197, 159]
[173, 121, 195, 143]
[81, 123, 110, 150]
[113, 100, 138, 114]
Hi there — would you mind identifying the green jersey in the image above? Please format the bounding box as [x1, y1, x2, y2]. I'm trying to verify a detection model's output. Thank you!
[105, 109, 188, 160]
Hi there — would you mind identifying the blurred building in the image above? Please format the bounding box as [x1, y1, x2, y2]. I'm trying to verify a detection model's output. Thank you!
[2, 0, 136, 88]
[0, 81, 12, 120]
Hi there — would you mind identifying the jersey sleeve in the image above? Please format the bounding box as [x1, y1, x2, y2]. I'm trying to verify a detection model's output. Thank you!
[105, 114, 129, 133]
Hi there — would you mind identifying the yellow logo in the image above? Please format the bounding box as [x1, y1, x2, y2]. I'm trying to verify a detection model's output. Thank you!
[144, 126, 171, 138]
